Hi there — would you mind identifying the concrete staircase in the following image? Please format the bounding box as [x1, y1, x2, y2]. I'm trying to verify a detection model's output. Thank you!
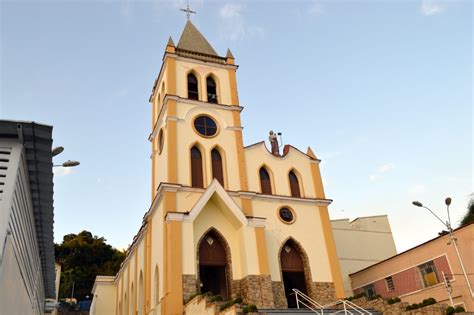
[258, 309, 382, 315]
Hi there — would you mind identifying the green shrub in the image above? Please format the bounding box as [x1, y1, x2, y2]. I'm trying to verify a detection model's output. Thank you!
[209, 295, 223, 302]
[243, 304, 258, 313]
[454, 306, 465, 313]
[346, 292, 366, 301]
[368, 294, 382, 301]
[387, 297, 401, 304]
[422, 297, 436, 306]
[219, 297, 243, 311]
[446, 306, 455, 315]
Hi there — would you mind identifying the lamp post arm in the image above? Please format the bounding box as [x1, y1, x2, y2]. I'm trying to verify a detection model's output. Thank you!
[422, 206, 447, 227]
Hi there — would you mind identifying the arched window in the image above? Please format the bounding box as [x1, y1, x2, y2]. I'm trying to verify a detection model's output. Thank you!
[259, 167, 272, 194]
[289, 170, 301, 197]
[206, 76, 217, 103]
[130, 283, 135, 314]
[191, 146, 204, 188]
[211, 149, 224, 186]
[154, 266, 159, 306]
[138, 272, 144, 315]
[188, 73, 199, 100]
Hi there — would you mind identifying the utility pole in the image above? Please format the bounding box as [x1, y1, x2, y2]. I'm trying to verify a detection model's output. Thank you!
[442, 271, 454, 307]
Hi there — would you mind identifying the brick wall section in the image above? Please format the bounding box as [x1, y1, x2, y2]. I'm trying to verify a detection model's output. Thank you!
[237, 275, 274, 309]
[271, 281, 287, 309]
[312, 282, 336, 304]
[433, 256, 453, 280]
[357, 256, 452, 298]
[182, 274, 198, 303]
[349, 296, 448, 315]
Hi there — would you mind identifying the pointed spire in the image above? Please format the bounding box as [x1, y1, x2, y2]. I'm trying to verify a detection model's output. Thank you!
[167, 36, 175, 47]
[226, 48, 234, 59]
[165, 36, 176, 53]
[306, 147, 318, 160]
[176, 21, 218, 56]
[225, 48, 235, 65]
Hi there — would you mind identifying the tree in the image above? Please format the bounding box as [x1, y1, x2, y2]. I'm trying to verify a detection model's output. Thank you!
[55, 230, 125, 300]
[460, 196, 474, 227]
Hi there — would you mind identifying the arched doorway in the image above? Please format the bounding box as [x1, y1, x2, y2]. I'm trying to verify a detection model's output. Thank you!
[198, 229, 230, 300]
[280, 239, 308, 308]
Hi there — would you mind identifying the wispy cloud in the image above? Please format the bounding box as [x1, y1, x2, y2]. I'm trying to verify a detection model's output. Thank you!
[53, 167, 74, 177]
[420, 0, 445, 16]
[370, 163, 395, 182]
[218, 3, 264, 41]
[308, 0, 324, 16]
[410, 184, 427, 193]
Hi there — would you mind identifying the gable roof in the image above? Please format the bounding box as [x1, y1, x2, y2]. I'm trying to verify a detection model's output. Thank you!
[177, 21, 218, 56]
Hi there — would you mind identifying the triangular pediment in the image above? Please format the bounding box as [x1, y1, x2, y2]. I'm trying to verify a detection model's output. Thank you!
[186, 179, 247, 226]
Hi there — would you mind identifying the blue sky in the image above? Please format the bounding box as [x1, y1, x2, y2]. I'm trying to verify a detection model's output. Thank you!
[1, 0, 471, 253]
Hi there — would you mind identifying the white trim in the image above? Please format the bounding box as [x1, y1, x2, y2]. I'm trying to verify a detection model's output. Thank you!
[247, 217, 266, 228]
[165, 212, 186, 222]
[174, 54, 237, 70]
[185, 179, 248, 225]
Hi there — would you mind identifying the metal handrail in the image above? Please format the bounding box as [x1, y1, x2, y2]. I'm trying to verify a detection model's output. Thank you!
[293, 289, 324, 314]
[293, 289, 372, 315]
[323, 299, 371, 314]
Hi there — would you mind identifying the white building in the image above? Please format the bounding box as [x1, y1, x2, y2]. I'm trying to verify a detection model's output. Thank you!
[331, 215, 397, 296]
[0, 120, 56, 314]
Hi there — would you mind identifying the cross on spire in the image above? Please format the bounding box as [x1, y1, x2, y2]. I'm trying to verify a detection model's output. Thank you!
[180, 0, 196, 21]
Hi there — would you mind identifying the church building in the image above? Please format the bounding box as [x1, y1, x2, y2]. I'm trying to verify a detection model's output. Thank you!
[92, 20, 345, 315]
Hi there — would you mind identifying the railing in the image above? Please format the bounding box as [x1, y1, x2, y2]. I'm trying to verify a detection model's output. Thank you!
[293, 289, 324, 314]
[323, 299, 372, 314]
[293, 289, 372, 315]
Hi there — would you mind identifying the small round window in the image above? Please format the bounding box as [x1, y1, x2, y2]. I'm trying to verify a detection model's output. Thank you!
[279, 207, 295, 224]
[158, 129, 164, 154]
[193, 115, 218, 137]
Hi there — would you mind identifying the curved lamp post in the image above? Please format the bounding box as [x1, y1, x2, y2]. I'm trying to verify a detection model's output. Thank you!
[412, 198, 473, 298]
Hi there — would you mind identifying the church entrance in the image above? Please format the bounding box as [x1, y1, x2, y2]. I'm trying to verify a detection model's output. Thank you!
[198, 230, 230, 300]
[280, 239, 308, 308]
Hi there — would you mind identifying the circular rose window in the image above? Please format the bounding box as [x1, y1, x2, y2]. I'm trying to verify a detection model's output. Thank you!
[193, 115, 218, 137]
[279, 207, 295, 224]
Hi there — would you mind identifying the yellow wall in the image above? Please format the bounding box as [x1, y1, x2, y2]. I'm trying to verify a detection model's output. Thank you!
[244, 143, 316, 198]
[251, 198, 333, 282]
[91, 277, 116, 315]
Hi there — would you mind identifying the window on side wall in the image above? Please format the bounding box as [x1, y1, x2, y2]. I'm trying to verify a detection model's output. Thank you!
[363, 284, 376, 298]
[385, 276, 395, 292]
[418, 261, 439, 287]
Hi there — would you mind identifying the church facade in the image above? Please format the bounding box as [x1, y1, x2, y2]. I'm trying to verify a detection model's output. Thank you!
[92, 21, 344, 315]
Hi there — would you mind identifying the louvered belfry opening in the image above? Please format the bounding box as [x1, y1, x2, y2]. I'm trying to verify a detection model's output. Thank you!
[191, 146, 204, 188]
[259, 167, 272, 194]
[280, 239, 308, 308]
[211, 149, 224, 186]
[289, 170, 301, 198]
[206, 76, 217, 103]
[187, 73, 199, 100]
[198, 230, 229, 300]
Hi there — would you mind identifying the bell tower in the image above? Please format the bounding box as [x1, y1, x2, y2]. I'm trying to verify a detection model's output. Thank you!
[149, 20, 247, 200]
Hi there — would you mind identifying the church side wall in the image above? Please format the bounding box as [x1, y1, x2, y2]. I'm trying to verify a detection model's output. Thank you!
[150, 202, 164, 312]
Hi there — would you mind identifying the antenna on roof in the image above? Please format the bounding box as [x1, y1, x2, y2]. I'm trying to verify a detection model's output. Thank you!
[180, 0, 196, 21]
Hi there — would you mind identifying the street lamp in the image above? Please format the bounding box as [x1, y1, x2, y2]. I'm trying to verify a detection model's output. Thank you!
[51, 146, 80, 168]
[412, 198, 474, 298]
[54, 160, 80, 168]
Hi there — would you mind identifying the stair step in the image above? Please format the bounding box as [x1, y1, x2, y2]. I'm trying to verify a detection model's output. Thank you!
[258, 309, 382, 315]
